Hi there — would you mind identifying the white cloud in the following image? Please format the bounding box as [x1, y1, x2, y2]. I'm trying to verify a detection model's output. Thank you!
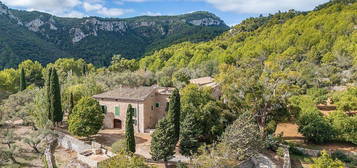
[62, 10, 86, 18]
[2, 0, 133, 18]
[2, 0, 81, 13]
[97, 7, 133, 16]
[201, 0, 330, 14]
[83, 2, 103, 11]
[142, 11, 162, 16]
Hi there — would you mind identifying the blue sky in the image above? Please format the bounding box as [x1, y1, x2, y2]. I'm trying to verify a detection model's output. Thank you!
[2, 0, 330, 26]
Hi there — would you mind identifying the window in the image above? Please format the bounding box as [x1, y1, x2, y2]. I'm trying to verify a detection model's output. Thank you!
[165, 102, 169, 112]
[115, 106, 120, 116]
[101, 105, 107, 114]
[151, 106, 154, 111]
[133, 119, 137, 125]
[133, 108, 137, 117]
[155, 103, 160, 108]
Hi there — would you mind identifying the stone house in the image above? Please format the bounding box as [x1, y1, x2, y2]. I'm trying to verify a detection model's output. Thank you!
[93, 76, 220, 133]
[189, 76, 221, 99]
[93, 86, 174, 133]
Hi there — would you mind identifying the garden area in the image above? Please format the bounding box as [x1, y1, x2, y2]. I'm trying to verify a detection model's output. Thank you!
[271, 87, 357, 167]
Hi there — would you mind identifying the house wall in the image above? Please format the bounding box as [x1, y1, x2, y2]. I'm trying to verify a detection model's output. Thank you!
[96, 98, 144, 132]
[94, 89, 171, 133]
[142, 92, 170, 130]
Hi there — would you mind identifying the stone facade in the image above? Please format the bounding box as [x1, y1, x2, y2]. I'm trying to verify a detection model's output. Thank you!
[94, 87, 171, 133]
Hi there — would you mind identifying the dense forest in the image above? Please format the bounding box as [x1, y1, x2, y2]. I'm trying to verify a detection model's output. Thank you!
[0, 1, 229, 69]
[1, 0, 357, 167]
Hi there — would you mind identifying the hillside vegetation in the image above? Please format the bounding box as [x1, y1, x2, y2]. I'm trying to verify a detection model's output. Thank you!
[0, 1, 228, 69]
[140, 0, 357, 89]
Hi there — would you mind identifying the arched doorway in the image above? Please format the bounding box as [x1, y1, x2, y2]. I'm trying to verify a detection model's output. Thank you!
[114, 119, 122, 129]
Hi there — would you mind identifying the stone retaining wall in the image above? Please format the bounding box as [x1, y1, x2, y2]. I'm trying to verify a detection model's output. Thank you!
[251, 154, 278, 168]
[57, 132, 91, 153]
[281, 145, 291, 168]
[294, 146, 357, 157]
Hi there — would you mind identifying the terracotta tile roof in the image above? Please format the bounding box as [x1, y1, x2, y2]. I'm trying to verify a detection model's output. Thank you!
[93, 86, 156, 101]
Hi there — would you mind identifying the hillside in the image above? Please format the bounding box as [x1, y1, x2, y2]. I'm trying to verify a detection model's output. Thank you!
[0, 1, 229, 69]
[140, 0, 357, 87]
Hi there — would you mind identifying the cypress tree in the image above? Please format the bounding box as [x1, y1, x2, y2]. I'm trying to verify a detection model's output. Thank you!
[150, 118, 176, 167]
[68, 92, 74, 117]
[82, 64, 87, 76]
[49, 68, 63, 125]
[19, 68, 26, 91]
[167, 88, 181, 142]
[46, 68, 53, 121]
[125, 104, 136, 153]
[179, 110, 201, 157]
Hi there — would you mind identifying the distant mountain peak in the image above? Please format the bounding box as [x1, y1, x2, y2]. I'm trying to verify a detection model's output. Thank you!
[0, 5, 229, 69]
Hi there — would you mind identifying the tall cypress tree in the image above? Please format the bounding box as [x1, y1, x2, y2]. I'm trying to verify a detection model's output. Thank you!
[49, 68, 63, 125]
[179, 110, 201, 157]
[167, 88, 181, 142]
[68, 92, 74, 117]
[150, 118, 176, 167]
[46, 68, 53, 121]
[125, 104, 136, 153]
[82, 64, 87, 76]
[19, 68, 26, 91]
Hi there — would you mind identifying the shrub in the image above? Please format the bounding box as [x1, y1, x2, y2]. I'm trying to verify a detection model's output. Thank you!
[312, 150, 344, 168]
[276, 147, 285, 157]
[265, 120, 277, 135]
[331, 150, 352, 163]
[111, 139, 127, 155]
[68, 97, 104, 137]
[98, 154, 150, 168]
[265, 134, 283, 151]
[289, 146, 304, 156]
[328, 111, 357, 145]
[176, 161, 188, 168]
[297, 111, 335, 144]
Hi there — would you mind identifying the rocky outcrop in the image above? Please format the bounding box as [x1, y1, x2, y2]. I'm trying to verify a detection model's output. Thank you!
[25, 19, 45, 32]
[70, 28, 88, 43]
[0, 2, 23, 25]
[189, 18, 224, 26]
[84, 18, 127, 32]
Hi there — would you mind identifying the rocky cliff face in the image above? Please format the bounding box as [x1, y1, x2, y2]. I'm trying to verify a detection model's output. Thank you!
[0, 2, 229, 68]
[18, 12, 227, 43]
[0, 2, 22, 25]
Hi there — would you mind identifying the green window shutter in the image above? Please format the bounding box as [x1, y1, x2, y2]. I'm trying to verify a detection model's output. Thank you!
[101, 105, 107, 113]
[155, 103, 160, 108]
[115, 106, 120, 116]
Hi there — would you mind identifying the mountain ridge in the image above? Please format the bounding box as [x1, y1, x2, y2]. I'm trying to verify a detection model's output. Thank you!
[0, 1, 229, 69]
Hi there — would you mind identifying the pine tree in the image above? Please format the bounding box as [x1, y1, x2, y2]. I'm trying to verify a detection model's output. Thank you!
[179, 111, 201, 157]
[167, 88, 181, 142]
[19, 68, 26, 91]
[46, 68, 53, 121]
[150, 118, 176, 167]
[125, 104, 136, 153]
[49, 68, 63, 125]
[68, 92, 74, 117]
